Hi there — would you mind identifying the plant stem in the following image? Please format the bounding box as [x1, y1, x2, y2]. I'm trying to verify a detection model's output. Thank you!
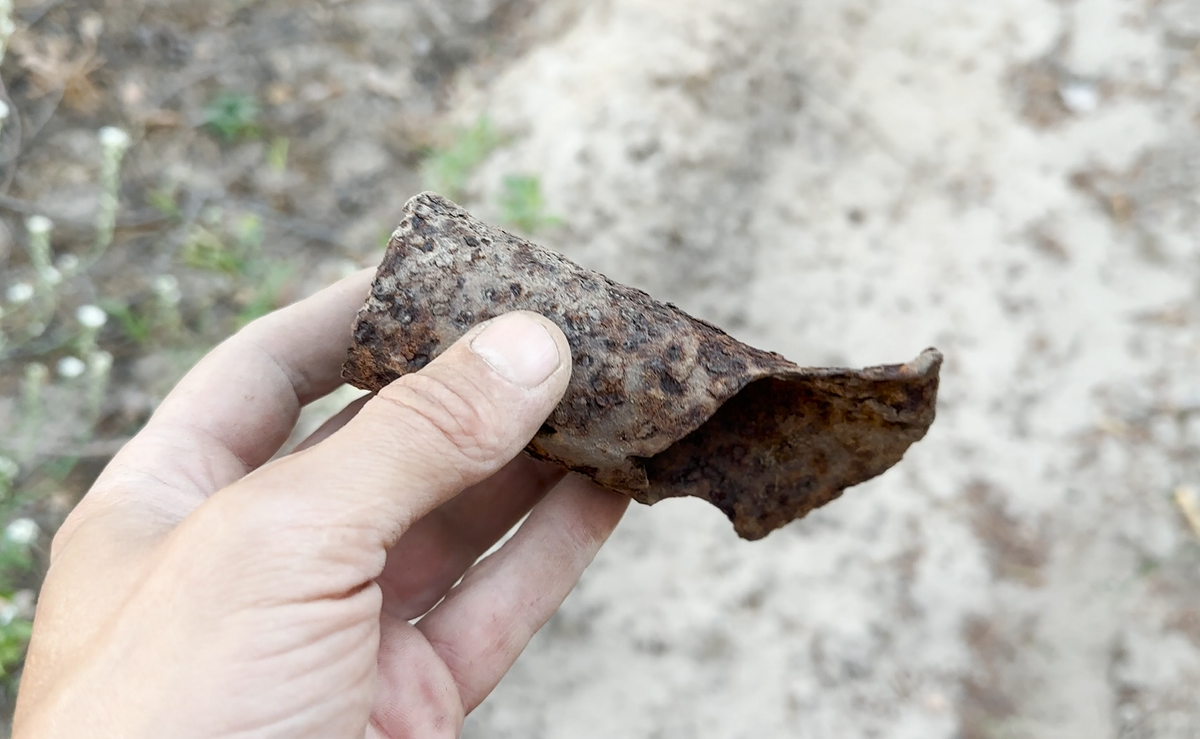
[94, 128, 131, 260]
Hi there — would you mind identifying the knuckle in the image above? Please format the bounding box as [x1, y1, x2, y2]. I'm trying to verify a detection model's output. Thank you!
[376, 373, 505, 464]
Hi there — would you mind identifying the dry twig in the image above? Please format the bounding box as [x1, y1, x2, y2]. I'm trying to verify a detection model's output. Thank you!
[1175, 486, 1200, 541]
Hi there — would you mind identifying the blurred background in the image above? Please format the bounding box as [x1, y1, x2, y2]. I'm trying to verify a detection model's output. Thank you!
[1, 0, 1199, 736]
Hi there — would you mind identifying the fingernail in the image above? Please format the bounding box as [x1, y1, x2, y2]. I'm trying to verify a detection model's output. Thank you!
[471, 313, 561, 388]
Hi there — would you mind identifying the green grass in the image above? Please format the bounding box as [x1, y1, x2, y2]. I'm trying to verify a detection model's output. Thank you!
[178, 211, 291, 326]
[0, 619, 32, 683]
[417, 118, 564, 237]
[420, 116, 504, 201]
[181, 226, 246, 275]
[99, 298, 153, 344]
[145, 184, 182, 220]
[202, 92, 262, 143]
[499, 174, 561, 235]
[266, 136, 289, 172]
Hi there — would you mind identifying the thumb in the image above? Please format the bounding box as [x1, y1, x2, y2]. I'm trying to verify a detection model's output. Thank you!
[224, 310, 573, 550]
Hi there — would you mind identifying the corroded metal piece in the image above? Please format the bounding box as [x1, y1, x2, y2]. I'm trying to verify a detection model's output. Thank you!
[344, 193, 942, 540]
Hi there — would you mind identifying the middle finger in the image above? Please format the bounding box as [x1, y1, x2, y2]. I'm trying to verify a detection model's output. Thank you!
[378, 454, 566, 620]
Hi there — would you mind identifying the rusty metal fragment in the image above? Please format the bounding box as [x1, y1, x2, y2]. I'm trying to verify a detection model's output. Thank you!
[344, 193, 942, 540]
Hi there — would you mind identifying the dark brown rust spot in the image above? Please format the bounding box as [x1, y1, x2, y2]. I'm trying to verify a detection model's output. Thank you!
[353, 320, 378, 346]
[659, 374, 686, 396]
[453, 311, 475, 330]
[698, 338, 749, 377]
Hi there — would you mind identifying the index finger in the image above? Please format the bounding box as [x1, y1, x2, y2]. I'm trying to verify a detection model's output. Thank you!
[94, 268, 375, 510]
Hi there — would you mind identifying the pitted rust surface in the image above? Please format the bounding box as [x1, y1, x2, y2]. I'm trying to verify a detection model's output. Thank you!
[344, 192, 942, 540]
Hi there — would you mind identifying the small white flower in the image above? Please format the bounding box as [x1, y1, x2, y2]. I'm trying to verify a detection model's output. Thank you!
[88, 350, 114, 376]
[76, 304, 108, 329]
[0, 457, 18, 482]
[153, 274, 181, 303]
[25, 214, 53, 236]
[41, 266, 63, 286]
[98, 126, 132, 151]
[5, 517, 40, 546]
[0, 100, 10, 122]
[57, 356, 87, 379]
[0, 601, 16, 628]
[56, 254, 81, 275]
[25, 362, 49, 382]
[5, 282, 34, 304]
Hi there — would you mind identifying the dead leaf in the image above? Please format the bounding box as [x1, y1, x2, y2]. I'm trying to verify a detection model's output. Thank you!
[10, 29, 105, 113]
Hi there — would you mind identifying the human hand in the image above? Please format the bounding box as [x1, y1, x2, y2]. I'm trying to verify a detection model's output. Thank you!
[13, 270, 629, 738]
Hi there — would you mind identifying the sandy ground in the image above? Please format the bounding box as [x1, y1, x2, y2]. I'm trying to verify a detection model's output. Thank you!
[432, 1, 1200, 736]
[4, 0, 1198, 735]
